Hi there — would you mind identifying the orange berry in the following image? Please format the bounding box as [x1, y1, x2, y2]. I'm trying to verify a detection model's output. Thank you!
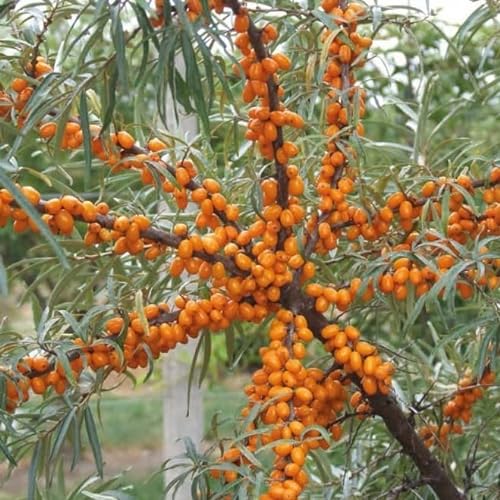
[234, 13, 249, 33]
[393, 267, 409, 285]
[409, 268, 422, 285]
[334, 346, 352, 365]
[399, 200, 413, 219]
[339, 44, 352, 64]
[394, 284, 408, 300]
[31, 377, 46, 395]
[295, 387, 313, 404]
[362, 376, 377, 395]
[387, 192, 405, 209]
[106, 317, 124, 335]
[355, 341, 376, 357]
[436, 254, 455, 269]
[147, 137, 166, 151]
[379, 274, 394, 293]
[421, 181, 436, 197]
[39, 121, 57, 139]
[290, 447, 305, 466]
[31, 356, 49, 373]
[178, 239, 193, 259]
[117, 130, 135, 149]
[11, 78, 28, 93]
[272, 53, 292, 70]
[282, 141, 299, 157]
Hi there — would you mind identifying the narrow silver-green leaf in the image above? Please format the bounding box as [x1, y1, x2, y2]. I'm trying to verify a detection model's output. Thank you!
[50, 407, 78, 462]
[27, 441, 42, 500]
[84, 407, 103, 478]
[79, 92, 93, 189]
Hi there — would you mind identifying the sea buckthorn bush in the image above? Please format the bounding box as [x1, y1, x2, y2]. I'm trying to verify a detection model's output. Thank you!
[0, 1, 498, 499]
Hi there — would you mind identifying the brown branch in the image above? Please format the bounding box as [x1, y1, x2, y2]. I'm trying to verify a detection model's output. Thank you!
[327, 175, 500, 233]
[18, 309, 182, 380]
[29, 199, 245, 276]
[296, 300, 466, 500]
[227, 0, 289, 251]
[367, 392, 465, 499]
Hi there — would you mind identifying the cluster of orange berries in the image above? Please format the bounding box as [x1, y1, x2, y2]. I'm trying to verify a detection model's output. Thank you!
[89, 212, 160, 258]
[306, 1, 369, 254]
[103, 298, 230, 369]
[4, 293, 248, 413]
[180, 175, 240, 229]
[0, 185, 161, 257]
[233, 17, 303, 163]
[0, 186, 106, 234]
[305, 279, 371, 313]
[2, 178, 313, 333]
[303, 247, 498, 314]
[379, 170, 500, 240]
[4, 59, 249, 263]
[442, 370, 495, 423]
[2, 184, 173, 262]
[419, 369, 495, 448]
[170, 292, 255, 333]
[312, 26, 500, 251]
[213, 311, 345, 498]
[379, 251, 499, 301]
[4, 354, 85, 412]
[175, 238, 292, 306]
[1, 56, 52, 127]
[311, 171, 500, 250]
[40, 117, 169, 174]
[321, 323, 394, 396]
[258, 177, 306, 229]
[211, 310, 390, 497]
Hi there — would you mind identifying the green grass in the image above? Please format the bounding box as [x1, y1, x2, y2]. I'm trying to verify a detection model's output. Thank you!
[110, 472, 164, 500]
[91, 386, 246, 449]
[203, 388, 246, 439]
[0, 383, 247, 499]
[0, 471, 164, 500]
[91, 395, 163, 449]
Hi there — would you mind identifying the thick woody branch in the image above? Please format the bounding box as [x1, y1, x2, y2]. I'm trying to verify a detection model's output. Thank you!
[294, 297, 466, 500]
[367, 392, 465, 500]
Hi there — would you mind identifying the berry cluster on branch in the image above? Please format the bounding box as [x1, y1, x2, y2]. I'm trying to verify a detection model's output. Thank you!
[419, 369, 495, 449]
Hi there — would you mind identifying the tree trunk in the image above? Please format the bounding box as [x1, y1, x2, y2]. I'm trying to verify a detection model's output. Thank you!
[162, 53, 203, 500]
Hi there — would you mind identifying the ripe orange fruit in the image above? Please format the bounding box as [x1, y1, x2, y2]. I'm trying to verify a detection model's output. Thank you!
[399, 200, 413, 219]
[272, 53, 292, 70]
[39, 122, 57, 139]
[31, 377, 47, 395]
[436, 254, 455, 269]
[379, 274, 394, 293]
[117, 130, 135, 149]
[31, 356, 49, 373]
[339, 45, 352, 64]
